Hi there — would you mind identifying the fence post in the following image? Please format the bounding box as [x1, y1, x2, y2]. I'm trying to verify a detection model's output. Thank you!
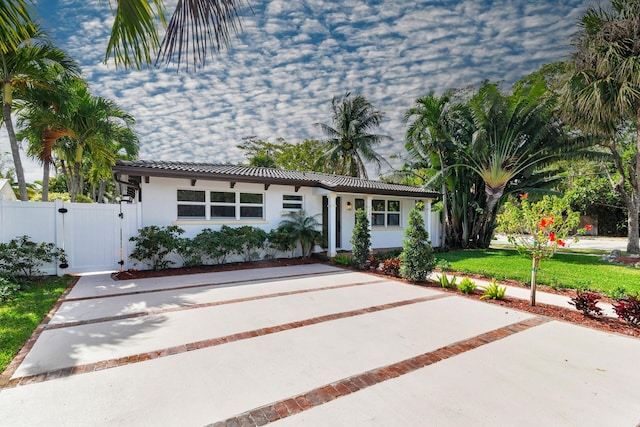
[54, 200, 67, 276]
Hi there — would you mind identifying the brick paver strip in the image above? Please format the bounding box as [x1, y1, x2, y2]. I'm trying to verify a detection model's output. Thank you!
[45, 279, 386, 330]
[207, 316, 550, 427]
[3, 293, 451, 389]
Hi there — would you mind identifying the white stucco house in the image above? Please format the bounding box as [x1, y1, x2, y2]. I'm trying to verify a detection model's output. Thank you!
[112, 160, 441, 257]
[0, 179, 17, 201]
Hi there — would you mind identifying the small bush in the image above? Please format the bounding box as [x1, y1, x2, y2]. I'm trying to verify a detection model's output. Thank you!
[351, 209, 371, 270]
[438, 273, 457, 289]
[400, 203, 436, 281]
[613, 295, 640, 327]
[0, 235, 67, 279]
[266, 227, 296, 259]
[175, 237, 202, 268]
[435, 258, 453, 272]
[129, 225, 184, 270]
[569, 291, 603, 317]
[235, 226, 268, 262]
[457, 277, 476, 294]
[480, 279, 507, 300]
[0, 276, 21, 301]
[375, 249, 403, 262]
[333, 254, 352, 266]
[381, 258, 402, 277]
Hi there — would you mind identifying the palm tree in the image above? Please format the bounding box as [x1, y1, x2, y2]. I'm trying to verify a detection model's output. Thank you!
[1, 24, 78, 200]
[316, 92, 391, 179]
[24, 77, 139, 201]
[278, 211, 321, 258]
[560, 0, 640, 253]
[0, 1, 33, 53]
[404, 92, 454, 247]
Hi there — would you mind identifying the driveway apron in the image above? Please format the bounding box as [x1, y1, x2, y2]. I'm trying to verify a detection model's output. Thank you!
[1, 264, 639, 426]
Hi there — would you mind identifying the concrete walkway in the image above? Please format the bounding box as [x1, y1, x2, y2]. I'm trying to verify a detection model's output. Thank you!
[1, 264, 639, 426]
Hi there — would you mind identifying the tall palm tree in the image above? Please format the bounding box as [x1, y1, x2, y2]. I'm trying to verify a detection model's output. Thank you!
[404, 92, 454, 247]
[561, 0, 640, 253]
[0, 1, 33, 53]
[316, 92, 391, 179]
[1, 24, 78, 200]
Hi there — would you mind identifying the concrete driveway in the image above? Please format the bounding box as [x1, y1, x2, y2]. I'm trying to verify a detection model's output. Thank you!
[1, 264, 639, 426]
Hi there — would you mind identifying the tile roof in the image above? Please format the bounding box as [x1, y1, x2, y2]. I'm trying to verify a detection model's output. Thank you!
[113, 160, 439, 198]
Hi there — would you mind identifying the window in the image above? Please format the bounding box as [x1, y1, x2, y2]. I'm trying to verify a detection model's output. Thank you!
[372, 199, 401, 227]
[177, 190, 264, 220]
[283, 195, 303, 210]
[355, 198, 365, 211]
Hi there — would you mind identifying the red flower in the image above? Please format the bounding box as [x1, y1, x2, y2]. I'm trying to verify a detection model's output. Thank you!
[539, 219, 548, 229]
[585, 224, 593, 231]
[549, 232, 556, 242]
[520, 193, 528, 200]
[558, 239, 566, 247]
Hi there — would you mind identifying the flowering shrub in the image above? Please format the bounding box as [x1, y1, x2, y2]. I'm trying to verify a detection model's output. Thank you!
[613, 295, 640, 327]
[380, 258, 402, 277]
[569, 291, 603, 317]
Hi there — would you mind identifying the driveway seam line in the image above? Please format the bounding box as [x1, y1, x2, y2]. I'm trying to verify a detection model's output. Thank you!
[45, 279, 388, 330]
[206, 316, 550, 427]
[3, 293, 451, 389]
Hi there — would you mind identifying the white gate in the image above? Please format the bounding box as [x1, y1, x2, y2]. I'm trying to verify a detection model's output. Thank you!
[0, 200, 139, 274]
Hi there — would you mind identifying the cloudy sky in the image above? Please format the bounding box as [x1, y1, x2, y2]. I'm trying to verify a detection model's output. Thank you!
[3, 0, 591, 182]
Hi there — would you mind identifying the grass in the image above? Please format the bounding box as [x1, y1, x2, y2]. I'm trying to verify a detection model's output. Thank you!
[0, 276, 73, 373]
[436, 248, 640, 297]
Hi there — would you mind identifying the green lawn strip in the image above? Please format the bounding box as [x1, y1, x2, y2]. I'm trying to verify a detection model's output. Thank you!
[0, 276, 73, 373]
[437, 248, 640, 297]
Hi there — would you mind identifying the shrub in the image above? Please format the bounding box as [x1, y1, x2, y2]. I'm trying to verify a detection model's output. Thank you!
[193, 226, 242, 265]
[381, 258, 402, 277]
[0, 235, 67, 279]
[375, 249, 403, 262]
[480, 278, 507, 300]
[350, 209, 371, 270]
[129, 225, 184, 270]
[607, 285, 627, 300]
[266, 227, 296, 259]
[235, 226, 268, 262]
[457, 277, 477, 294]
[400, 202, 436, 281]
[278, 211, 321, 258]
[613, 295, 640, 327]
[438, 273, 457, 289]
[0, 276, 21, 301]
[569, 291, 603, 317]
[333, 254, 352, 266]
[435, 258, 453, 272]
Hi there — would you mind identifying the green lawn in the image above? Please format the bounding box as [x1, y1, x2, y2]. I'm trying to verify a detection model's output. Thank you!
[437, 248, 640, 297]
[0, 276, 74, 373]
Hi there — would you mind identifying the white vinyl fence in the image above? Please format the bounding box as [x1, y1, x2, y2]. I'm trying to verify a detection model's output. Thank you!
[0, 200, 139, 275]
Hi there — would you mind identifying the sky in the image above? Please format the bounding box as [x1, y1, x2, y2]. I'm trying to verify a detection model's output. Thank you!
[2, 0, 592, 182]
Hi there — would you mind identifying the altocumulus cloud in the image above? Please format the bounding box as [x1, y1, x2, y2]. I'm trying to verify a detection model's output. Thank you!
[5, 0, 589, 181]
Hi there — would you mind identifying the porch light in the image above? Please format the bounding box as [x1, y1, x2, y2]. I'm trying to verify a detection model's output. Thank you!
[346, 201, 353, 210]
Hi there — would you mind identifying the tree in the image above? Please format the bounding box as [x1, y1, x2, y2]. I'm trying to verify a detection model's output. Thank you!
[237, 137, 339, 174]
[278, 211, 321, 258]
[350, 209, 371, 269]
[0, 1, 33, 54]
[399, 202, 436, 281]
[560, 0, 640, 252]
[0, 24, 78, 200]
[497, 194, 584, 306]
[316, 92, 391, 179]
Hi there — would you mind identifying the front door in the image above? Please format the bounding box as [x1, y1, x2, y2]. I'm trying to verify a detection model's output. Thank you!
[322, 196, 341, 249]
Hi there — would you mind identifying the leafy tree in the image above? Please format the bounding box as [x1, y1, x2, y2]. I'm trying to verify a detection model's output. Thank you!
[497, 194, 585, 305]
[560, 0, 640, 252]
[237, 137, 338, 173]
[278, 210, 321, 258]
[0, 24, 78, 200]
[317, 92, 391, 179]
[350, 209, 371, 269]
[400, 202, 436, 281]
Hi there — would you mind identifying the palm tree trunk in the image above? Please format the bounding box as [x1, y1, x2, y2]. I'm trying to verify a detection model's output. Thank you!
[439, 151, 449, 248]
[474, 183, 505, 247]
[42, 160, 50, 202]
[3, 84, 28, 201]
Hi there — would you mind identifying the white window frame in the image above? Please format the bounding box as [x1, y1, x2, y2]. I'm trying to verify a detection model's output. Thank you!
[176, 189, 265, 221]
[282, 194, 304, 211]
[371, 199, 401, 227]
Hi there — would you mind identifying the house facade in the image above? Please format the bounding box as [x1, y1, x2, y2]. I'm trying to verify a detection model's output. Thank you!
[112, 160, 441, 257]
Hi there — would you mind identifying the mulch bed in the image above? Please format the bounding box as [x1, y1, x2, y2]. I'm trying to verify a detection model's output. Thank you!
[112, 258, 640, 339]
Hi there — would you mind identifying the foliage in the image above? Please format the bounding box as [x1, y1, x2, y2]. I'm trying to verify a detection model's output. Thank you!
[438, 273, 457, 289]
[235, 226, 268, 262]
[175, 237, 202, 268]
[238, 138, 339, 174]
[192, 226, 242, 265]
[435, 258, 453, 272]
[129, 225, 184, 270]
[497, 194, 584, 305]
[457, 277, 477, 294]
[613, 295, 640, 328]
[30, 192, 93, 203]
[0, 275, 72, 373]
[316, 92, 390, 178]
[569, 291, 603, 317]
[350, 209, 371, 269]
[380, 258, 402, 277]
[400, 203, 436, 281]
[265, 227, 297, 259]
[278, 210, 322, 258]
[0, 235, 67, 279]
[374, 248, 403, 261]
[437, 249, 640, 296]
[0, 276, 21, 302]
[332, 254, 352, 266]
[480, 278, 507, 300]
